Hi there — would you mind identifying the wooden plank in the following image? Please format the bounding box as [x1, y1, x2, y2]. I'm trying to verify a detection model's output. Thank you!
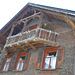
[18, 12, 41, 23]
[8, 25, 16, 36]
[21, 20, 27, 32]
[65, 18, 75, 36]
[38, 13, 43, 28]
[27, 42, 37, 51]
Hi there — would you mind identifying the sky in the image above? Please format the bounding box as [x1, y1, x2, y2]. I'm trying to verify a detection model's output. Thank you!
[0, 0, 75, 30]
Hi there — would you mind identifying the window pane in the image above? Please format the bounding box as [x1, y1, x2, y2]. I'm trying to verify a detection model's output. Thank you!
[3, 63, 6, 71]
[17, 56, 25, 71]
[20, 61, 24, 71]
[45, 58, 50, 69]
[6, 58, 11, 62]
[51, 57, 57, 69]
[16, 62, 20, 70]
[6, 63, 9, 71]
[3, 63, 9, 71]
[47, 52, 57, 57]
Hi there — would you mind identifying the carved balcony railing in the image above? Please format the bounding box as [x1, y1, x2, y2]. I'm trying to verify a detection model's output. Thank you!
[4, 28, 59, 51]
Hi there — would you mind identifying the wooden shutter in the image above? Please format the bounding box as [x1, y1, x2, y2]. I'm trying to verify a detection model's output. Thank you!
[56, 48, 64, 68]
[23, 53, 31, 70]
[36, 50, 45, 70]
[8, 53, 17, 71]
[29, 25, 37, 30]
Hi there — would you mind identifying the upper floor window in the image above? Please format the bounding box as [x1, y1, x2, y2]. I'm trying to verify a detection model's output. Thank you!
[15, 51, 27, 71]
[2, 54, 13, 71]
[36, 46, 64, 70]
[44, 51, 57, 69]
[16, 56, 25, 71]
[3, 58, 11, 71]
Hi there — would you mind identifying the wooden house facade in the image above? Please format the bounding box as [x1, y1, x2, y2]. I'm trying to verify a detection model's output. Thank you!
[0, 3, 75, 75]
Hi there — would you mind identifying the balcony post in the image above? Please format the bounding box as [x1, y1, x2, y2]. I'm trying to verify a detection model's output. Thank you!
[8, 24, 16, 37]
[21, 20, 27, 32]
[38, 13, 43, 28]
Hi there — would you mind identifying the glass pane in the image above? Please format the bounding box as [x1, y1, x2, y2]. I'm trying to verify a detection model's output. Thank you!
[20, 61, 24, 71]
[3, 63, 6, 71]
[20, 56, 25, 60]
[47, 53, 54, 57]
[47, 52, 57, 57]
[3, 63, 9, 71]
[6, 58, 11, 62]
[45, 58, 50, 69]
[16, 62, 20, 70]
[6, 63, 9, 71]
[19, 58, 22, 60]
[51, 57, 57, 69]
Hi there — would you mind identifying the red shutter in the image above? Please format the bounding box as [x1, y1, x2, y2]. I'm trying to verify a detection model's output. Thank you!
[29, 25, 37, 30]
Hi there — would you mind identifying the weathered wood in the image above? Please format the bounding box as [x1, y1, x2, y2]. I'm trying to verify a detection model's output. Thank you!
[21, 7, 33, 19]
[27, 42, 37, 51]
[56, 48, 64, 68]
[5, 28, 59, 52]
[38, 13, 43, 28]
[17, 12, 41, 23]
[21, 20, 27, 32]
[65, 18, 75, 36]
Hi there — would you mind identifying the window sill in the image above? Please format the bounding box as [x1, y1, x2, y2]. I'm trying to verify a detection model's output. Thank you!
[41, 69, 56, 71]
[13, 70, 25, 72]
[0, 70, 25, 73]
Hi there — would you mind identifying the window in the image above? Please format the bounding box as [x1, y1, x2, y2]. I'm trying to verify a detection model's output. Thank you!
[16, 52, 27, 71]
[3, 58, 11, 71]
[36, 46, 64, 70]
[43, 46, 59, 70]
[44, 52, 57, 69]
[16, 56, 25, 71]
[2, 54, 13, 71]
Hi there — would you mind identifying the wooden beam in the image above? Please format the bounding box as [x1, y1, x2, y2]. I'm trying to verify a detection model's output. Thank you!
[65, 17, 75, 36]
[27, 42, 37, 51]
[38, 13, 43, 28]
[36, 38, 57, 45]
[17, 12, 41, 23]
[21, 20, 27, 32]
[8, 25, 16, 36]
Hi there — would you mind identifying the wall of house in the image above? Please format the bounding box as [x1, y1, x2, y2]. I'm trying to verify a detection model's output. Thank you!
[0, 18, 75, 75]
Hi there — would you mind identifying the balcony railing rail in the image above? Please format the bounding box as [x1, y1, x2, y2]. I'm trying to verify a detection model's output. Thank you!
[4, 28, 59, 48]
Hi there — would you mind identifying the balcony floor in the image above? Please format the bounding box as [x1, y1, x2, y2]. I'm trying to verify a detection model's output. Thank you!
[5, 38, 57, 53]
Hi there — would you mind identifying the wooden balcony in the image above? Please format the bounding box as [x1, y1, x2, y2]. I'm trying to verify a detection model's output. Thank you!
[4, 28, 59, 52]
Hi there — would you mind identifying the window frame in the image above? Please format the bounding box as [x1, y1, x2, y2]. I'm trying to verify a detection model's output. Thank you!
[42, 46, 59, 70]
[2, 54, 13, 71]
[15, 51, 27, 71]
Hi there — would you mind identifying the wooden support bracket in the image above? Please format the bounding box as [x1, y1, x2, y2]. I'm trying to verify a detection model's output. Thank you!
[65, 17, 75, 37]
[27, 41, 37, 51]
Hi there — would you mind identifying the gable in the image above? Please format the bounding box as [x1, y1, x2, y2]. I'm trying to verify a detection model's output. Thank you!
[0, 3, 75, 45]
